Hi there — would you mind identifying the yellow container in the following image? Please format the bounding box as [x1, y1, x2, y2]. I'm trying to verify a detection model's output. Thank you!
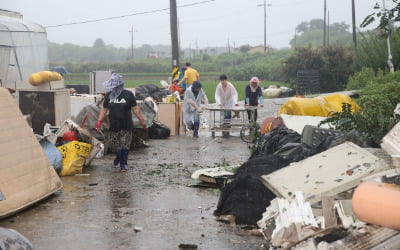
[166, 96, 177, 103]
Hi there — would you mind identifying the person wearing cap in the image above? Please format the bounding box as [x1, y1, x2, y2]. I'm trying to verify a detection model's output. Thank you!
[96, 73, 147, 172]
[178, 62, 200, 90]
[183, 80, 208, 138]
[245, 76, 264, 122]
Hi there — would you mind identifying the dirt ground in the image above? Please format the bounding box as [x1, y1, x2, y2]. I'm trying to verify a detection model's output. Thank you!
[0, 99, 287, 250]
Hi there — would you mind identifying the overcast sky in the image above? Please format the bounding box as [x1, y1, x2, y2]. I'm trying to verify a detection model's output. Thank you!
[2, 0, 395, 49]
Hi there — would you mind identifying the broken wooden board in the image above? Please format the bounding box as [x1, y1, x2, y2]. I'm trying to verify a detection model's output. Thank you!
[381, 121, 400, 168]
[261, 142, 391, 205]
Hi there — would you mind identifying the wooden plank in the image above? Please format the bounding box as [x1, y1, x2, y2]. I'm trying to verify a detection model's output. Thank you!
[343, 226, 399, 250]
[261, 142, 391, 204]
[322, 196, 337, 228]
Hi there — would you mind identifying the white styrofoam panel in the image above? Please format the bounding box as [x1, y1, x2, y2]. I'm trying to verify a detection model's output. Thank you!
[261, 142, 391, 204]
[280, 114, 331, 134]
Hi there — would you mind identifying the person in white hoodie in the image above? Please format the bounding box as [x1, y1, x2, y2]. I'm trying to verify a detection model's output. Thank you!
[215, 75, 239, 136]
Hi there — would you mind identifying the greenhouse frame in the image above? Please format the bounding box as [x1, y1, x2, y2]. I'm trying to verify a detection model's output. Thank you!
[0, 9, 48, 89]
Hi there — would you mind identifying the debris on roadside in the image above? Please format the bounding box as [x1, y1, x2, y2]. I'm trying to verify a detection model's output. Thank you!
[191, 165, 238, 187]
[0, 88, 63, 219]
[381, 120, 400, 168]
[212, 96, 400, 248]
[178, 243, 198, 249]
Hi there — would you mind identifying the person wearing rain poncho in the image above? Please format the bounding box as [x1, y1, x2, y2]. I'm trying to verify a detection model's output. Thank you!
[245, 76, 264, 122]
[183, 81, 208, 138]
[96, 73, 146, 172]
[215, 74, 240, 118]
[215, 74, 239, 136]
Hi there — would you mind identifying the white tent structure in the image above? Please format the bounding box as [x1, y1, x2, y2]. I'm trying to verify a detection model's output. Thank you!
[0, 9, 48, 89]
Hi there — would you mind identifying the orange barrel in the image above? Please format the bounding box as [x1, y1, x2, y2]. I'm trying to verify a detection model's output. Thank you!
[352, 181, 400, 230]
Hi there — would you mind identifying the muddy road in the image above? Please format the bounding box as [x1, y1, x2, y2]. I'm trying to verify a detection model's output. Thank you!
[0, 101, 284, 250]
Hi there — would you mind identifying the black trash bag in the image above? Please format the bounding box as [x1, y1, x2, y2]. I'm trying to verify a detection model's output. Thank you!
[135, 84, 160, 94]
[148, 121, 170, 139]
[134, 84, 172, 100]
[251, 127, 301, 159]
[214, 155, 290, 225]
[273, 142, 314, 162]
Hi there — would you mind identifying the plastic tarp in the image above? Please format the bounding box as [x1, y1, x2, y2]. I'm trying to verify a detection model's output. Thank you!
[0, 14, 48, 89]
[278, 94, 360, 117]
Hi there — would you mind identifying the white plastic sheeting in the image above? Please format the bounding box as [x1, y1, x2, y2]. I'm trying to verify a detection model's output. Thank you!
[0, 12, 48, 88]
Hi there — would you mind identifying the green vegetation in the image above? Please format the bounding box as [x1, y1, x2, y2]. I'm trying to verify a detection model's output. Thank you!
[322, 70, 400, 147]
[281, 45, 354, 92]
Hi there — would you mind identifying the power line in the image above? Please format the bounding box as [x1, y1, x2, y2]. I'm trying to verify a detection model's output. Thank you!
[45, 0, 215, 28]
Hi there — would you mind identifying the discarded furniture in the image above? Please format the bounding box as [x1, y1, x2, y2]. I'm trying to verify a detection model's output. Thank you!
[0, 88, 63, 218]
[157, 102, 182, 136]
[18, 89, 71, 134]
[261, 142, 391, 205]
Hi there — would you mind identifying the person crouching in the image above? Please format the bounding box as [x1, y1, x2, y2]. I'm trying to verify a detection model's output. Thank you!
[183, 81, 208, 138]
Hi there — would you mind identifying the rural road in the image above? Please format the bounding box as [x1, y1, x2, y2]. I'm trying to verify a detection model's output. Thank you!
[0, 98, 290, 249]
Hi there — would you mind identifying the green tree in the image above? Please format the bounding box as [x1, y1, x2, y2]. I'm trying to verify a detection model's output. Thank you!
[280, 45, 354, 92]
[290, 19, 352, 48]
[361, 1, 400, 30]
[93, 38, 106, 48]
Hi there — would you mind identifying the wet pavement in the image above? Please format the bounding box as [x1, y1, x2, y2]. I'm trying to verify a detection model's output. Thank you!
[0, 101, 286, 250]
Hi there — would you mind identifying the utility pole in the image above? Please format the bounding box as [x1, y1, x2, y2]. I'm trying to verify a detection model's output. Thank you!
[323, 0, 326, 46]
[351, 0, 357, 48]
[170, 0, 179, 69]
[263, 0, 266, 52]
[258, 0, 271, 53]
[129, 26, 134, 59]
[382, 0, 394, 73]
[327, 11, 330, 46]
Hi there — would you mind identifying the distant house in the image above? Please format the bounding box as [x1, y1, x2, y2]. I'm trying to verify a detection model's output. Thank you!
[148, 52, 159, 59]
[248, 46, 275, 54]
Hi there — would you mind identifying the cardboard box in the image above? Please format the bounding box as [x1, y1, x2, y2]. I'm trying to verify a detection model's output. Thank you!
[157, 102, 181, 136]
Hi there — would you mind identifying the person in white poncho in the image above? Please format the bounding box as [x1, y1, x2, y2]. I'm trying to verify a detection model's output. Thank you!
[183, 81, 209, 138]
[215, 75, 240, 136]
[215, 74, 239, 121]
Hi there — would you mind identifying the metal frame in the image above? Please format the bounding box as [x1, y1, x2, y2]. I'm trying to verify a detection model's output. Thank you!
[206, 106, 257, 138]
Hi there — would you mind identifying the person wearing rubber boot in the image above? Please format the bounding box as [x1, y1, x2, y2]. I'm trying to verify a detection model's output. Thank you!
[183, 80, 208, 138]
[96, 73, 146, 172]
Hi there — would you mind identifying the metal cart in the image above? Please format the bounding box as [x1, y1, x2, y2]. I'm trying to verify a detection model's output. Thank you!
[206, 105, 257, 138]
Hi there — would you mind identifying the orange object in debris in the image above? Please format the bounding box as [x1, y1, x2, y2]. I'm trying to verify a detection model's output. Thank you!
[169, 83, 183, 95]
[352, 181, 400, 230]
[260, 116, 284, 134]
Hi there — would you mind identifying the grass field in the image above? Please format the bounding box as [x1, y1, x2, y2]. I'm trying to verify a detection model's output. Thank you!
[64, 73, 285, 103]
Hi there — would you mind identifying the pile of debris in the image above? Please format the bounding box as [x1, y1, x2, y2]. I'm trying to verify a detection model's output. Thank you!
[200, 94, 400, 248]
